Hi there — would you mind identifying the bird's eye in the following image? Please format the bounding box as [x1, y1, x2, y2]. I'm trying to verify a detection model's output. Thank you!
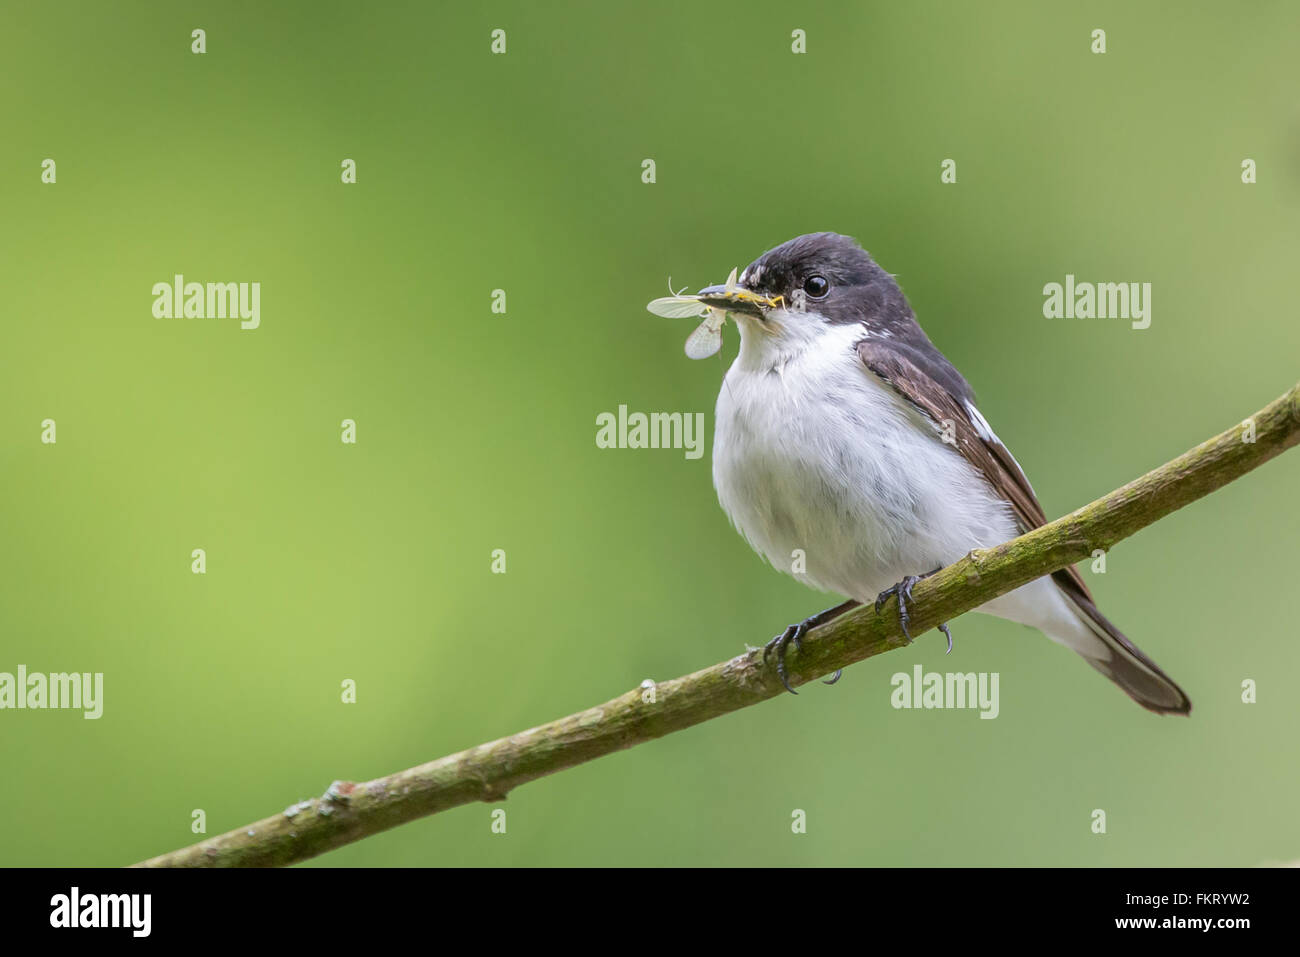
[803, 275, 829, 299]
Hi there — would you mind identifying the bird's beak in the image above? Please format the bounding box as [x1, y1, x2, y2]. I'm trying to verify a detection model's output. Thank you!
[695, 282, 774, 319]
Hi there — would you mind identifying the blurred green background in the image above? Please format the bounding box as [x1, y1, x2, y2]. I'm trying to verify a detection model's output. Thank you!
[2, 1, 1298, 867]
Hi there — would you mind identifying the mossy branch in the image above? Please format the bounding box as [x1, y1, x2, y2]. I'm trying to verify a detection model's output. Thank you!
[134, 384, 1300, 867]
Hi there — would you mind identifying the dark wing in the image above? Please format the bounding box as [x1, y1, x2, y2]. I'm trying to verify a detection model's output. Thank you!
[856, 338, 1093, 603]
[857, 337, 1190, 714]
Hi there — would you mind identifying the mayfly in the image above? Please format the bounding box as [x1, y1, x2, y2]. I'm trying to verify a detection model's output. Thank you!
[646, 267, 756, 360]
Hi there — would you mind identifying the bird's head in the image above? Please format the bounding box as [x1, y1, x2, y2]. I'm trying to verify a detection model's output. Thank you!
[697, 232, 913, 352]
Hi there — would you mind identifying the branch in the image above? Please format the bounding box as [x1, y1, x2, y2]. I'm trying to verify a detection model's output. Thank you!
[134, 384, 1300, 867]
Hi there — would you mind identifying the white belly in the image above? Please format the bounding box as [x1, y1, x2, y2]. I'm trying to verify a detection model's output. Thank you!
[712, 322, 1019, 603]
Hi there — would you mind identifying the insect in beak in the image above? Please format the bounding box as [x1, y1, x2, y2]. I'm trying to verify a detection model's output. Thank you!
[696, 267, 781, 319]
[646, 268, 781, 359]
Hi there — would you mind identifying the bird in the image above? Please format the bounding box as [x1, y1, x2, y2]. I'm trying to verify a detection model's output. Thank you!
[693, 231, 1190, 715]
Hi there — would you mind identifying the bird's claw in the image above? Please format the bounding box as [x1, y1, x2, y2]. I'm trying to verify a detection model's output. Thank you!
[875, 575, 923, 642]
[762, 622, 807, 694]
[761, 599, 862, 694]
[875, 570, 954, 652]
[762, 622, 844, 692]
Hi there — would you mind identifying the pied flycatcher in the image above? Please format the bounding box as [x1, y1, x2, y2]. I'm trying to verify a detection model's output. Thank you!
[694, 232, 1190, 714]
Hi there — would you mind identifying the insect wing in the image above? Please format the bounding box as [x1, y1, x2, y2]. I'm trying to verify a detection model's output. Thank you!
[683, 311, 725, 359]
[646, 295, 708, 319]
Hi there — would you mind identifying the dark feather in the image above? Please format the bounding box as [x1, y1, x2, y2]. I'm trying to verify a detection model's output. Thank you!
[856, 337, 1190, 715]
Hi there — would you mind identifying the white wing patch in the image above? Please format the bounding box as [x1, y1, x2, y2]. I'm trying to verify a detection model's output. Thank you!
[964, 400, 996, 441]
[963, 399, 1035, 495]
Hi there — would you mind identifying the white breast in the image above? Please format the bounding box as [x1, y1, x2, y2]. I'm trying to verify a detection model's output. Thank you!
[712, 314, 1018, 603]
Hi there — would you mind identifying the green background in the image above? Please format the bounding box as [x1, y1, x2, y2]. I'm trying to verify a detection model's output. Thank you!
[2, 1, 1297, 867]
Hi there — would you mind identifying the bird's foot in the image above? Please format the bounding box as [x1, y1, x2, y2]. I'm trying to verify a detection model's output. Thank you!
[763, 622, 808, 695]
[762, 599, 861, 694]
[874, 568, 953, 651]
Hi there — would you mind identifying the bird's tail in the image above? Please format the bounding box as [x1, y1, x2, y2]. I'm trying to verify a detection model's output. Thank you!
[1059, 589, 1191, 715]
